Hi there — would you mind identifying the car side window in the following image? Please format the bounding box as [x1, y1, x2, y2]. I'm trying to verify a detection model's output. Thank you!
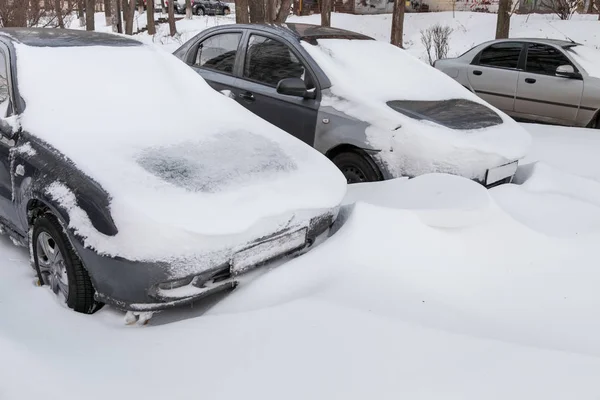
[243, 35, 313, 88]
[478, 43, 523, 69]
[525, 43, 574, 76]
[194, 33, 241, 74]
[0, 50, 10, 118]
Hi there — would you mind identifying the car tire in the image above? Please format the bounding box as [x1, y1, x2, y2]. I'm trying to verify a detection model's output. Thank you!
[32, 213, 100, 314]
[332, 151, 382, 184]
[196, 7, 204, 15]
[223, 7, 230, 14]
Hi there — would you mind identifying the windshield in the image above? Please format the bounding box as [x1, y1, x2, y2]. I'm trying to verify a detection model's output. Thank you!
[387, 99, 503, 130]
[567, 45, 600, 79]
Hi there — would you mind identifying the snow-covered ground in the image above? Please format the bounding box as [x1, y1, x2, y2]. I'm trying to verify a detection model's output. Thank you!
[2, 123, 600, 399]
[71, 11, 600, 62]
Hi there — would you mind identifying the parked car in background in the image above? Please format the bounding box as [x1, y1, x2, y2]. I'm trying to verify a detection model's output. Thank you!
[191, 0, 231, 15]
[174, 24, 531, 187]
[0, 28, 345, 315]
[435, 39, 600, 128]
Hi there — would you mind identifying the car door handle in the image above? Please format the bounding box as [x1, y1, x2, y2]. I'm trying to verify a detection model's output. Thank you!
[473, 70, 483, 76]
[525, 78, 536, 84]
[239, 92, 255, 102]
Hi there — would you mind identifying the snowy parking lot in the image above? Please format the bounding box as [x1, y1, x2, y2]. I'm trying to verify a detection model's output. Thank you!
[2, 123, 600, 399]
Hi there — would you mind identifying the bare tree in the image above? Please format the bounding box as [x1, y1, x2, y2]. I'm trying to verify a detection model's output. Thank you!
[495, 0, 510, 38]
[248, 0, 265, 22]
[0, 0, 75, 27]
[77, 0, 85, 26]
[596, 0, 600, 18]
[138, 0, 144, 13]
[185, 0, 193, 18]
[321, 0, 331, 26]
[111, 0, 123, 32]
[147, 0, 155, 34]
[275, 0, 292, 22]
[540, 0, 582, 19]
[390, 0, 405, 48]
[167, 0, 176, 36]
[236, 0, 250, 22]
[85, 0, 95, 30]
[421, 24, 452, 65]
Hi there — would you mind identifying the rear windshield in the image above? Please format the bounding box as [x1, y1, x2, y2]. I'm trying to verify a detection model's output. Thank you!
[386, 99, 503, 130]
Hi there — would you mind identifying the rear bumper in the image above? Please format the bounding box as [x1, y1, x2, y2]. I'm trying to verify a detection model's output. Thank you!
[74, 211, 336, 312]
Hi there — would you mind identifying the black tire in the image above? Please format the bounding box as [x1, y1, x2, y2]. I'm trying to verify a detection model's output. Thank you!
[32, 213, 100, 314]
[332, 151, 382, 184]
[196, 7, 204, 15]
[223, 7, 230, 14]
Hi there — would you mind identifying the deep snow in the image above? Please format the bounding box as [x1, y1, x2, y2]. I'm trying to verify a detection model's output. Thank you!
[2, 123, 600, 399]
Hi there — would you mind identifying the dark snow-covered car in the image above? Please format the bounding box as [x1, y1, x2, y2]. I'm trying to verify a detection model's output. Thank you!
[174, 24, 532, 187]
[0, 28, 345, 315]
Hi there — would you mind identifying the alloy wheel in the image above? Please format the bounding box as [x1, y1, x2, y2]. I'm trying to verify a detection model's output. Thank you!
[36, 231, 69, 300]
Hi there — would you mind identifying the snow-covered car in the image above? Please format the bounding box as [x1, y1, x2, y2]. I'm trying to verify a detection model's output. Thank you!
[434, 39, 600, 129]
[0, 28, 345, 315]
[174, 23, 531, 187]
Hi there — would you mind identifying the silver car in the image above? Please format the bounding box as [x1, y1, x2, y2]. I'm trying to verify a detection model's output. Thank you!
[434, 39, 600, 128]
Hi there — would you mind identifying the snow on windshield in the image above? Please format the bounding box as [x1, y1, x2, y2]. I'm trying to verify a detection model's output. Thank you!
[15, 42, 345, 261]
[567, 45, 600, 79]
[137, 132, 297, 193]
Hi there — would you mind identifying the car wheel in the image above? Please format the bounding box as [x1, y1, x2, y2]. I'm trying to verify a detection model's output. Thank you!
[196, 7, 204, 15]
[332, 151, 382, 184]
[223, 7, 230, 14]
[32, 213, 100, 314]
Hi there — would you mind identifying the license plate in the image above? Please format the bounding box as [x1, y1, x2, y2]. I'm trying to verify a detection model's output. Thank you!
[231, 228, 307, 275]
[486, 161, 518, 186]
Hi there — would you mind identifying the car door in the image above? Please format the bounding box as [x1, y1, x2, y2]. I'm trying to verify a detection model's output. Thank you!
[514, 43, 584, 124]
[468, 42, 524, 113]
[231, 33, 319, 146]
[0, 45, 19, 232]
[189, 31, 243, 95]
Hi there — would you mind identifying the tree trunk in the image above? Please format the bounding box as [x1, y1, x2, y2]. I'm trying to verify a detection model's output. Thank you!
[236, 0, 250, 22]
[390, 0, 404, 47]
[161, 0, 167, 12]
[275, 0, 291, 22]
[168, 0, 177, 36]
[55, 0, 65, 28]
[185, 0, 193, 18]
[104, 0, 112, 25]
[138, 0, 144, 13]
[495, 0, 511, 39]
[123, 0, 136, 34]
[248, 0, 265, 22]
[147, 0, 155, 33]
[78, 0, 86, 26]
[85, 0, 95, 30]
[320, 0, 331, 26]
[587, 0, 594, 12]
[111, 0, 123, 32]
[266, 0, 277, 22]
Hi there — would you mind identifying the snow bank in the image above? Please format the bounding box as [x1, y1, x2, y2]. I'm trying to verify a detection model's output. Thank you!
[15, 42, 346, 261]
[302, 38, 531, 179]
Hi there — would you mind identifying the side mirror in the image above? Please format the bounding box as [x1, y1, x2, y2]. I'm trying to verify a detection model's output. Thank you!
[276, 78, 316, 99]
[556, 64, 581, 79]
[0, 116, 20, 138]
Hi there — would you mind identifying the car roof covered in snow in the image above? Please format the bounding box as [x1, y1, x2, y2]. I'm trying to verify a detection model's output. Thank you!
[0, 28, 142, 47]
[487, 37, 579, 47]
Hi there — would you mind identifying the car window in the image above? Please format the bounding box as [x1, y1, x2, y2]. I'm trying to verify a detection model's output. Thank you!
[194, 33, 241, 74]
[243, 35, 312, 88]
[526, 43, 573, 76]
[478, 42, 523, 69]
[0, 51, 9, 118]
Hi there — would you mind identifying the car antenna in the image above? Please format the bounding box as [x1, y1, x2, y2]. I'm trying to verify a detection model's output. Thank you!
[546, 22, 576, 44]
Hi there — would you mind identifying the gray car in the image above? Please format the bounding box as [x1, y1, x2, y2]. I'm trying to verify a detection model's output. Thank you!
[434, 38, 600, 128]
[174, 24, 531, 187]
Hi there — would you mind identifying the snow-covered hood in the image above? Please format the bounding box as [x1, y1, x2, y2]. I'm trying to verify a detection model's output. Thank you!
[15, 43, 346, 261]
[302, 39, 531, 175]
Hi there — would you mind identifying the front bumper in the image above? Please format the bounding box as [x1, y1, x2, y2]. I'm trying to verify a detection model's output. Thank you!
[74, 211, 335, 312]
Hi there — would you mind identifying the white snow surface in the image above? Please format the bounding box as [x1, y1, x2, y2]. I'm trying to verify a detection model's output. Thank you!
[14, 42, 346, 261]
[567, 45, 600, 79]
[302, 38, 531, 179]
[2, 123, 600, 398]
